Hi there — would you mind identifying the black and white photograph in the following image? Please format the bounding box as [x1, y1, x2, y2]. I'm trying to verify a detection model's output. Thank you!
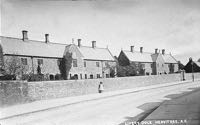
[0, 0, 200, 124]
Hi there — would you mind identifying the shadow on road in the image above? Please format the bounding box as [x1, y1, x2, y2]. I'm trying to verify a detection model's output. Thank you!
[119, 102, 161, 125]
[119, 87, 200, 125]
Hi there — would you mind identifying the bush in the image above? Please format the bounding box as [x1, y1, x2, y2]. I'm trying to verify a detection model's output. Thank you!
[22, 74, 30, 80]
[55, 74, 62, 80]
[0, 74, 16, 80]
[28, 74, 44, 81]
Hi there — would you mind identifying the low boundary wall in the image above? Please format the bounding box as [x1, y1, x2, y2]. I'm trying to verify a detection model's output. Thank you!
[1, 73, 200, 107]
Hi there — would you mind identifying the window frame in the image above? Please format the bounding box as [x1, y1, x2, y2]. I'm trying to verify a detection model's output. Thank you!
[84, 61, 86, 67]
[96, 62, 100, 67]
[21, 58, 28, 65]
[37, 59, 43, 65]
[73, 59, 78, 67]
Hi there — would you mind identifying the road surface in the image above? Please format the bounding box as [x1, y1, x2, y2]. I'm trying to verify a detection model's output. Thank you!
[1, 81, 200, 125]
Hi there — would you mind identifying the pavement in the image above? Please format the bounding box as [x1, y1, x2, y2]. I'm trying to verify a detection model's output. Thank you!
[142, 87, 200, 125]
[0, 79, 199, 121]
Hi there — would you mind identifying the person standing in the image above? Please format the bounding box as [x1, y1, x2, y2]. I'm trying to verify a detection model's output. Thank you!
[98, 81, 104, 93]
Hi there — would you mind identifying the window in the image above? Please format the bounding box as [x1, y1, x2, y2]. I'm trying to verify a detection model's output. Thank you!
[37, 59, 43, 65]
[151, 63, 153, 68]
[96, 62, 100, 67]
[97, 74, 100, 78]
[21, 58, 27, 65]
[90, 74, 93, 79]
[74, 74, 78, 79]
[104, 61, 108, 67]
[73, 59, 78, 67]
[85, 74, 87, 79]
[84, 61, 86, 67]
[141, 63, 145, 69]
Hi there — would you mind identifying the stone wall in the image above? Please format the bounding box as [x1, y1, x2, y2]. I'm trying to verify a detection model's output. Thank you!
[28, 73, 200, 101]
[0, 81, 29, 107]
[1, 73, 200, 107]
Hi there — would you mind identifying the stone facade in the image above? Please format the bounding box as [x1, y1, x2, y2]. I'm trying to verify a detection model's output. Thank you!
[3, 55, 61, 76]
[0, 32, 116, 80]
[118, 47, 179, 75]
[66, 44, 116, 79]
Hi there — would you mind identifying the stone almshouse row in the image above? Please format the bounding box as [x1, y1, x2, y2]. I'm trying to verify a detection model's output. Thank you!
[118, 46, 178, 75]
[0, 30, 178, 80]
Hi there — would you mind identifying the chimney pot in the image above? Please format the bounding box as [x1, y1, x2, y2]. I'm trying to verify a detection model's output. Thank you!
[92, 41, 96, 48]
[130, 46, 134, 52]
[78, 39, 81, 47]
[162, 49, 165, 55]
[155, 48, 158, 54]
[45, 34, 49, 43]
[140, 47, 143, 53]
[22, 30, 28, 41]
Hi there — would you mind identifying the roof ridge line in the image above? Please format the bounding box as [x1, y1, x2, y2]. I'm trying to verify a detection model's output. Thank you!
[0, 36, 69, 46]
[123, 50, 153, 54]
[77, 45, 108, 50]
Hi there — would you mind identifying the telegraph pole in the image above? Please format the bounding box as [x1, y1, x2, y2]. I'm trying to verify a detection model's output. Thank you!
[190, 57, 194, 82]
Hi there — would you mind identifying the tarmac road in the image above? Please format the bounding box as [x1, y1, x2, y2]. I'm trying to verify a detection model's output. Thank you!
[142, 86, 200, 125]
[1, 81, 200, 125]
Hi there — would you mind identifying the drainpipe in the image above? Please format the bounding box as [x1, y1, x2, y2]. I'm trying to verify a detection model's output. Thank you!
[31, 57, 34, 74]
[101, 61, 104, 78]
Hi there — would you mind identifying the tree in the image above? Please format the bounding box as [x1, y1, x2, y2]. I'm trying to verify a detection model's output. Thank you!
[102, 62, 117, 78]
[59, 52, 72, 80]
[178, 61, 185, 70]
[4, 56, 27, 77]
[116, 63, 137, 77]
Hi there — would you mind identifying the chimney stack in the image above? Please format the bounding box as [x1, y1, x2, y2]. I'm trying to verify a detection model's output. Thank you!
[140, 47, 143, 53]
[130, 46, 134, 52]
[78, 39, 81, 47]
[155, 48, 158, 54]
[92, 41, 96, 48]
[162, 49, 165, 55]
[22, 30, 28, 41]
[45, 34, 49, 43]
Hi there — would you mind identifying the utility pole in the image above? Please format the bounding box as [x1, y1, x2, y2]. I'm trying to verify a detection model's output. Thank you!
[190, 57, 194, 82]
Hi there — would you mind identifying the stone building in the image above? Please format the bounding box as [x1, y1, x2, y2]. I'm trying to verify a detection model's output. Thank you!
[118, 46, 178, 75]
[64, 39, 116, 79]
[0, 31, 116, 79]
[184, 58, 200, 73]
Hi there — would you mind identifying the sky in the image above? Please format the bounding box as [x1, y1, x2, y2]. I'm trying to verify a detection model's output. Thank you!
[1, 0, 200, 64]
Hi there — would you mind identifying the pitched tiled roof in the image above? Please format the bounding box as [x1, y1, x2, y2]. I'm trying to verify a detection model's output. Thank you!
[123, 50, 153, 63]
[122, 50, 178, 64]
[0, 36, 115, 61]
[0, 36, 67, 58]
[78, 46, 115, 61]
[194, 61, 200, 67]
[162, 54, 177, 63]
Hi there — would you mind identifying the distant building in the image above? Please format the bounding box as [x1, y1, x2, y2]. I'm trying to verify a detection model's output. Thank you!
[0, 30, 116, 79]
[184, 58, 200, 73]
[118, 46, 178, 75]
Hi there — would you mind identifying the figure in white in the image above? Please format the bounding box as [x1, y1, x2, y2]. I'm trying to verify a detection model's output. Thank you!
[98, 81, 104, 93]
